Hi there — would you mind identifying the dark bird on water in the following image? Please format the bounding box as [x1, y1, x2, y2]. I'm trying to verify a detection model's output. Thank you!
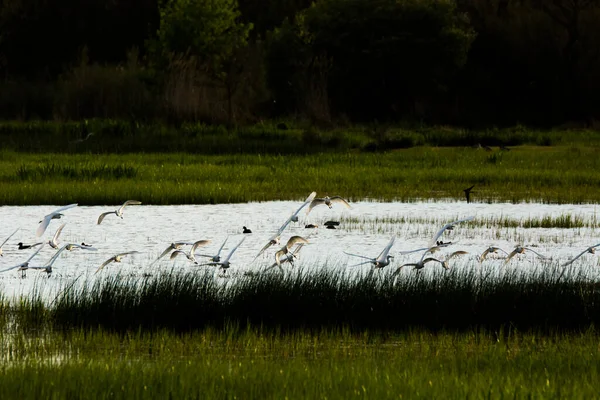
[243, 226, 252, 234]
[305, 224, 318, 229]
[463, 185, 475, 203]
[17, 242, 43, 250]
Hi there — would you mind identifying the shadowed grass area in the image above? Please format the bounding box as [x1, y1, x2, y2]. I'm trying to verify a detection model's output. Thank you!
[2, 145, 600, 204]
[41, 266, 600, 334]
[0, 120, 599, 154]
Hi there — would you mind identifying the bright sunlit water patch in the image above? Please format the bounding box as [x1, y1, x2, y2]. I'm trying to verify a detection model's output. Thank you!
[0, 200, 599, 300]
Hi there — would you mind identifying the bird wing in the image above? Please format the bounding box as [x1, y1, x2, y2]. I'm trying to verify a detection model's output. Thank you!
[0, 262, 26, 273]
[447, 250, 468, 261]
[97, 211, 115, 225]
[118, 200, 142, 214]
[36, 216, 52, 237]
[428, 216, 474, 248]
[190, 239, 211, 255]
[306, 198, 326, 215]
[343, 252, 374, 261]
[196, 262, 220, 267]
[562, 243, 600, 266]
[494, 247, 510, 256]
[170, 250, 186, 260]
[255, 237, 277, 259]
[563, 249, 590, 266]
[503, 249, 520, 264]
[399, 263, 421, 269]
[523, 247, 549, 259]
[118, 251, 140, 257]
[418, 247, 439, 263]
[216, 237, 229, 257]
[155, 245, 177, 262]
[45, 245, 70, 267]
[96, 257, 116, 272]
[0, 228, 19, 248]
[25, 245, 43, 262]
[277, 192, 317, 234]
[224, 237, 246, 262]
[348, 260, 374, 268]
[464, 185, 475, 192]
[330, 196, 352, 209]
[399, 247, 429, 256]
[479, 248, 491, 262]
[0, 246, 43, 272]
[292, 243, 305, 256]
[376, 236, 396, 263]
[52, 203, 78, 214]
[52, 223, 66, 242]
[285, 236, 309, 249]
[80, 246, 98, 251]
[275, 249, 286, 266]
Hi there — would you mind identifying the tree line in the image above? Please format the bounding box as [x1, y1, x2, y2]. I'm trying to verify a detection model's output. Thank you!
[1, 0, 599, 127]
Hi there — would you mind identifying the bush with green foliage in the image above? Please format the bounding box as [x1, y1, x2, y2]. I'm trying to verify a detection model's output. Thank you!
[268, 0, 476, 120]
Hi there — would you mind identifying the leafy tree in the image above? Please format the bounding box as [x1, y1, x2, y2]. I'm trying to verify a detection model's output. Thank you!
[268, 0, 476, 121]
[237, 0, 313, 38]
[150, 0, 252, 123]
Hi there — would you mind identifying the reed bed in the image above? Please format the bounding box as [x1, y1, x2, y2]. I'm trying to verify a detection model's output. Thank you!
[2, 146, 600, 204]
[27, 266, 596, 334]
[341, 213, 595, 231]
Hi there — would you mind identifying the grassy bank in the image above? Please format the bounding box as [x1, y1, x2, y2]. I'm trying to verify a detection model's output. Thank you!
[0, 267, 583, 333]
[1, 327, 599, 399]
[0, 120, 599, 154]
[0, 144, 600, 204]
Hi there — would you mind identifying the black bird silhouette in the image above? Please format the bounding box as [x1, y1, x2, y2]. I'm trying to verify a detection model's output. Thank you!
[463, 185, 475, 203]
[17, 242, 43, 250]
[242, 226, 252, 234]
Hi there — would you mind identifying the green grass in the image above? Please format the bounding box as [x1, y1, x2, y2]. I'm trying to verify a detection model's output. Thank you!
[1, 268, 599, 398]
[341, 213, 593, 230]
[1, 145, 600, 204]
[0, 119, 599, 154]
[0, 327, 600, 398]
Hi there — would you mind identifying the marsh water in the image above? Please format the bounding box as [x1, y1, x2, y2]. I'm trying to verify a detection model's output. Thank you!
[1, 200, 599, 299]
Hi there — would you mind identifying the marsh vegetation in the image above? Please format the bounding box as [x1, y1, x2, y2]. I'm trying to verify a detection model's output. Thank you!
[0, 141, 599, 204]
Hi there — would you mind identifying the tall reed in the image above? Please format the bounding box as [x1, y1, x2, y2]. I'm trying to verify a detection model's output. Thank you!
[47, 265, 600, 333]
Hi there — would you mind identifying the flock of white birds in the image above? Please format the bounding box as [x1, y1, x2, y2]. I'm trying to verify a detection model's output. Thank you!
[0, 192, 597, 280]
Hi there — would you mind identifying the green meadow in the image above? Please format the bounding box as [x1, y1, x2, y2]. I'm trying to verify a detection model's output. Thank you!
[0, 120, 599, 204]
[0, 144, 599, 205]
[1, 327, 599, 399]
[2, 120, 600, 398]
